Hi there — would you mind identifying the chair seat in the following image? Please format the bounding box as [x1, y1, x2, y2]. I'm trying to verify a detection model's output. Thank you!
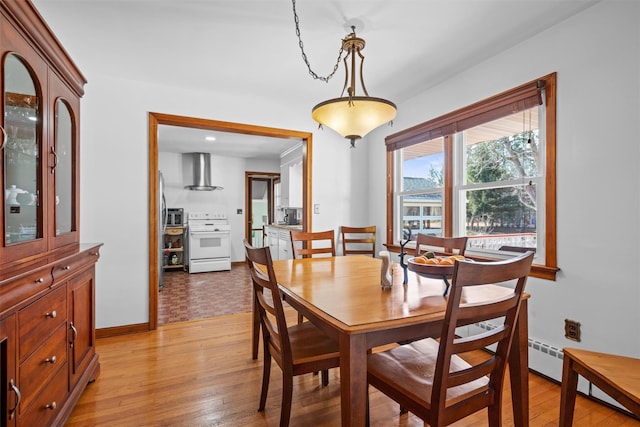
[288, 321, 340, 367]
[368, 338, 489, 408]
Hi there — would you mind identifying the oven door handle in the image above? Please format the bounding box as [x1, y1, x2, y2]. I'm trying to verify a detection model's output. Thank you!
[190, 231, 229, 238]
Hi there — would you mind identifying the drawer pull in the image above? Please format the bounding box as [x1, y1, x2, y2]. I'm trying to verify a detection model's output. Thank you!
[9, 379, 20, 420]
[45, 401, 57, 410]
[45, 355, 57, 364]
[35, 277, 45, 284]
[46, 310, 57, 319]
[63, 265, 71, 271]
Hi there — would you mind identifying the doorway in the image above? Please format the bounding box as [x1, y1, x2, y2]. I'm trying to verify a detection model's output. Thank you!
[246, 173, 279, 248]
[148, 112, 313, 330]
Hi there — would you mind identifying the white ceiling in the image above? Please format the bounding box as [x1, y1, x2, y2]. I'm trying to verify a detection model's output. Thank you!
[33, 0, 598, 157]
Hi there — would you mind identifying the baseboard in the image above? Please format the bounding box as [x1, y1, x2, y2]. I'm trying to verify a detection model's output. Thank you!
[97, 322, 150, 338]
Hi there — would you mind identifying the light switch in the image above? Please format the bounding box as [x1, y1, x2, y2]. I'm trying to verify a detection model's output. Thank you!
[314, 204, 320, 214]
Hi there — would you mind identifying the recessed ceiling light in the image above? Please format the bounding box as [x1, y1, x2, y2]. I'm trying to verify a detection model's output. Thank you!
[205, 136, 216, 142]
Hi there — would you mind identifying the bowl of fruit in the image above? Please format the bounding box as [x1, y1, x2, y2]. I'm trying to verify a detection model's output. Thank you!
[406, 252, 467, 277]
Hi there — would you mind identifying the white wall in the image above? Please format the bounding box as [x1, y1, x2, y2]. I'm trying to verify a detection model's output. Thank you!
[366, 0, 640, 378]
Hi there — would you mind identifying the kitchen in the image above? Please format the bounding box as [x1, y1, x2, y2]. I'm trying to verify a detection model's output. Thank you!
[157, 122, 306, 322]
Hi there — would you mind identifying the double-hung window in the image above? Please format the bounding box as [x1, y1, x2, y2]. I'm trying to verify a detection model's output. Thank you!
[386, 73, 558, 279]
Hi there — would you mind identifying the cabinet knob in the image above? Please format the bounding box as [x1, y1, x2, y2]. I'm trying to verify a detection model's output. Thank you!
[46, 310, 57, 319]
[35, 277, 45, 284]
[63, 265, 71, 271]
[45, 355, 57, 364]
[45, 401, 57, 410]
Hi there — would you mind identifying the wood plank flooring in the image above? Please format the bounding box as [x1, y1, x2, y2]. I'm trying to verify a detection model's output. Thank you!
[66, 309, 640, 426]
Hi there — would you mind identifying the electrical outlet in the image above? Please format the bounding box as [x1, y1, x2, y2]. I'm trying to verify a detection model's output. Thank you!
[314, 204, 320, 214]
[564, 319, 581, 342]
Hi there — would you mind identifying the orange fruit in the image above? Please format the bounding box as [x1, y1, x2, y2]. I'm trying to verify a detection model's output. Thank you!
[424, 258, 438, 265]
[439, 258, 454, 266]
[413, 257, 428, 264]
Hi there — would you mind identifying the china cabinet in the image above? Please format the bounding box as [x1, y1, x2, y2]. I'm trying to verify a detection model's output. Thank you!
[0, 2, 100, 426]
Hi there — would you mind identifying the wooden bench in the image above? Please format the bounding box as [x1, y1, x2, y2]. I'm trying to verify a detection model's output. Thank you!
[560, 347, 640, 426]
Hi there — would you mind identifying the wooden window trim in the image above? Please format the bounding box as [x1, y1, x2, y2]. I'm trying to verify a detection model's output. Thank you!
[385, 73, 558, 280]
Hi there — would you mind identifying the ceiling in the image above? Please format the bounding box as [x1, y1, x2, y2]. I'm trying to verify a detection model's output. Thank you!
[32, 0, 598, 157]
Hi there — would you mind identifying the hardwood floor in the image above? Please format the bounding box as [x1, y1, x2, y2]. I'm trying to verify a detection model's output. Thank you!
[66, 310, 640, 426]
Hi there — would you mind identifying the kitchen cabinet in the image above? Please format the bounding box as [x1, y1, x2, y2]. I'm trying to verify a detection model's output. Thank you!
[265, 225, 294, 260]
[163, 226, 185, 270]
[0, 2, 100, 426]
[279, 153, 302, 209]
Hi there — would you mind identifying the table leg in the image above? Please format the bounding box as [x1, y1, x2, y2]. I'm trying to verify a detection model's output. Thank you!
[559, 354, 578, 427]
[509, 298, 530, 427]
[340, 333, 368, 426]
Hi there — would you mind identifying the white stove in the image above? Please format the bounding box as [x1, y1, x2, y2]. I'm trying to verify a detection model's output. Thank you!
[186, 212, 231, 273]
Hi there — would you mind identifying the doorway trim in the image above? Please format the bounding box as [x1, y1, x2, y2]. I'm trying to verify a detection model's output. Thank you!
[148, 112, 313, 330]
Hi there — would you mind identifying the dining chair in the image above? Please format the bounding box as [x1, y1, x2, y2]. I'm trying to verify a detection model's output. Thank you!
[559, 347, 640, 426]
[243, 239, 340, 427]
[290, 229, 336, 259]
[290, 229, 336, 324]
[340, 225, 376, 257]
[367, 251, 534, 426]
[414, 233, 468, 257]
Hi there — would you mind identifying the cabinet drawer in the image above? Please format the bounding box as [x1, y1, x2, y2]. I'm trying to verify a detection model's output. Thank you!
[19, 361, 68, 427]
[0, 265, 53, 313]
[52, 249, 97, 283]
[19, 286, 67, 360]
[19, 323, 68, 410]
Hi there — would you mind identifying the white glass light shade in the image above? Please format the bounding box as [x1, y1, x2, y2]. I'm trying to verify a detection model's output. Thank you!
[312, 96, 397, 141]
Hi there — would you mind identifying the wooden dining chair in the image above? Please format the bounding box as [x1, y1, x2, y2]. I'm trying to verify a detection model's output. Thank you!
[243, 239, 340, 427]
[290, 229, 336, 259]
[367, 251, 534, 426]
[340, 225, 376, 257]
[414, 233, 468, 257]
[559, 347, 640, 426]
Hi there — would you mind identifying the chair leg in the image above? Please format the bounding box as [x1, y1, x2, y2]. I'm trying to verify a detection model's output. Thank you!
[559, 355, 579, 427]
[280, 373, 293, 427]
[297, 312, 304, 324]
[258, 352, 271, 411]
[321, 369, 329, 386]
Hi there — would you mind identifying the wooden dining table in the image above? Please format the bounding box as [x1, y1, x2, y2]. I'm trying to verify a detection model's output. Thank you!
[269, 255, 531, 427]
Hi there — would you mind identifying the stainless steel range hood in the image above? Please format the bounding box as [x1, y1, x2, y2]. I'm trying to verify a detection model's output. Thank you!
[184, 152, 223, 191]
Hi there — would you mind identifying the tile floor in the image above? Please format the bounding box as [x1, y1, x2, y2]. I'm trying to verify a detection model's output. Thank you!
[159, 263, 253, 325]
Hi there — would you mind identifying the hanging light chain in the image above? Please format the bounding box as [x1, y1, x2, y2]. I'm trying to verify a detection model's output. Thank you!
[292, 0, 344, 82]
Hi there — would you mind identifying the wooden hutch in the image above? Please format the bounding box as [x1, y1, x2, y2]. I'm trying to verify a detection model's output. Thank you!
[0, 1, 101, 426]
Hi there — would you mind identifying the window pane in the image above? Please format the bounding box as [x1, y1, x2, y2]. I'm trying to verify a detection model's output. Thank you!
[401, 137, 444, 191]
[401, 194, 443, 238]
[464, 185, 537, 252]
[463, 108, 539, 184]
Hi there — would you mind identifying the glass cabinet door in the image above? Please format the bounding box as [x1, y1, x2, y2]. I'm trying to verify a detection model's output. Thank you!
[54, 99, 73, 236]
[3, 53, 42, 245]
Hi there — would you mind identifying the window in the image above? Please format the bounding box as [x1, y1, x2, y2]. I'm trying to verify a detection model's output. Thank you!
[386, 74, 557, 280]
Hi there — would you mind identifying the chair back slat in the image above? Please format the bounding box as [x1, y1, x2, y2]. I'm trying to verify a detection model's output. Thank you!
[340, 225, 376, 257]
[290, 230, 336, 258]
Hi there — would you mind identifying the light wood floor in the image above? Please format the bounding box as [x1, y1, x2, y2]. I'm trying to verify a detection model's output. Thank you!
[66, 310, 640, 426]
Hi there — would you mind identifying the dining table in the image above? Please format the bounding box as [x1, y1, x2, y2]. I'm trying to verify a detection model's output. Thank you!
[269, 255, 531, 427]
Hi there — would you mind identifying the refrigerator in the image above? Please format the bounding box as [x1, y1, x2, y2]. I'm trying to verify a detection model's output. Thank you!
[158, 171, 167, 289]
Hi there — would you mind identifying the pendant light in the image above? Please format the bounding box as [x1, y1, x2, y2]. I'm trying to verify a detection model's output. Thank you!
[292, 1, 397, 148]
